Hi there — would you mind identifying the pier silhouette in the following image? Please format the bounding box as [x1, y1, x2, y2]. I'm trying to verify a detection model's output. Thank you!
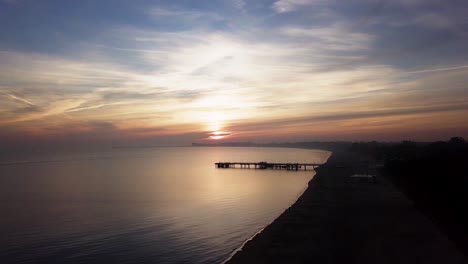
[215, 162, 321, 171]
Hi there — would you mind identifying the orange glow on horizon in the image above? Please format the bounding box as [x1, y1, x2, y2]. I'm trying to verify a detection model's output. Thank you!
[209, 135, 225, 140]
[208, 130, 232, 140]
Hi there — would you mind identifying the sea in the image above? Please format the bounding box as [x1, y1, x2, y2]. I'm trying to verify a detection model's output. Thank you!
[0, 147, 330, 264]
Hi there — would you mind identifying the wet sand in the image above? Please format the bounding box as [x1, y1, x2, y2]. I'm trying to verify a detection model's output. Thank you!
[226, 150, 467, 264]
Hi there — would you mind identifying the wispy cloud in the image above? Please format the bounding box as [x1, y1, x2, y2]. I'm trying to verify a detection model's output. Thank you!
[64, 102, 128, 113]
[147, 7, 226, 28]
[405, 65, 468, 74]
[1, 92, 35, 106]
[272, 0, 321, 13]
[1, 0, 467, 144]
[279, 25, 373, 51]
[232, 0, 246, 10]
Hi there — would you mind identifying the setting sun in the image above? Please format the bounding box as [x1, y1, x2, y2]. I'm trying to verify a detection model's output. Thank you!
[209, 131, 231, 140]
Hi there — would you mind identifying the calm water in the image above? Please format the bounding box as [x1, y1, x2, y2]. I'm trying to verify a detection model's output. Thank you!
[0, 147, 330, 264]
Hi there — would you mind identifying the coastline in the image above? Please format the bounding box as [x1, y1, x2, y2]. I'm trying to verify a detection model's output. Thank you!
[226, 150, 467, 264]
[222, 150, 330, 264]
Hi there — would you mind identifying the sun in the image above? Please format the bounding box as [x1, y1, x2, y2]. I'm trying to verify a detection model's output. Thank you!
[209, 131, 231, 140]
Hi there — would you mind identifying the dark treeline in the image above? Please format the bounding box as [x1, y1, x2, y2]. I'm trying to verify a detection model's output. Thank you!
[350, 137, 468, 256]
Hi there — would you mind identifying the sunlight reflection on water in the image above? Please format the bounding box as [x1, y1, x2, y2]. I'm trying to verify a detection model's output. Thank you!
[0, 147, 330, 264]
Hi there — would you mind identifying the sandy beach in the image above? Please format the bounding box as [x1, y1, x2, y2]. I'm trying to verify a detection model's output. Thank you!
[226, 150, 467, 264]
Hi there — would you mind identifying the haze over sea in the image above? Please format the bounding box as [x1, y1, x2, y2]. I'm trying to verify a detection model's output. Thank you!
[0, 147, 329, 264]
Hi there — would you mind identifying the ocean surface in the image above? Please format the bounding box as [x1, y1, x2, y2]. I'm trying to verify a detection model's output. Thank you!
[0, 147, 330, 264]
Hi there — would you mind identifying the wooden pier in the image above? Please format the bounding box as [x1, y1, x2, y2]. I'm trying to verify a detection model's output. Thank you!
[215, 161, 321, 171]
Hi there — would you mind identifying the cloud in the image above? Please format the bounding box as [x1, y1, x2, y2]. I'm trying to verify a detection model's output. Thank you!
[1, 0, 468, 144]
[226, 102, 468, 135]
[209, 131, 232, 137]
[1, 92, 36, 106]
[279, 25, 373, 51]
[11, 105, 42, 114]
[64, 102, 127, 113]
[232, 0, 246, 10]
[147, 7, 225, 28]
[405, 65, 468, 74]
[0, 23, 409, 137]
[272, 0, 321, 13]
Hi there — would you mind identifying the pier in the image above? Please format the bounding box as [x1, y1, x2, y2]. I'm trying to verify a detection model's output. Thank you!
[215, 162, 321, 171]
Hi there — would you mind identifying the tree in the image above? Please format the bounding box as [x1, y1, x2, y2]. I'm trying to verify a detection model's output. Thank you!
[449, 137, 466, 145]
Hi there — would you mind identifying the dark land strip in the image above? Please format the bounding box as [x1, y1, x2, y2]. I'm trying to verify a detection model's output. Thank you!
[226, 150, 467, 264]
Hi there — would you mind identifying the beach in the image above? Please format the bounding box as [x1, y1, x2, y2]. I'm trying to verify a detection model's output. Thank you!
[226, 150, 467, 264]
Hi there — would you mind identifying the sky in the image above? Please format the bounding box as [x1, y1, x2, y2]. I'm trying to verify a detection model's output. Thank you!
[1, 0, 468, 148]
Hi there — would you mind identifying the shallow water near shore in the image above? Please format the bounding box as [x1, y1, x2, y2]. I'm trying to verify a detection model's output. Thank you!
[0, 147, 329, 264]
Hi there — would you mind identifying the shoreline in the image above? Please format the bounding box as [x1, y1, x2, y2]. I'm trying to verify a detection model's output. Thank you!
[222, 149, 332, 263]
[226, 150, 467, 263]
[222, 151, 331, 264]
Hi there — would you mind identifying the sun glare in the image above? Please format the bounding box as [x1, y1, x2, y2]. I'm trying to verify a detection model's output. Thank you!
[209, 131, 231, 140]
[204, 112, 224, 131]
